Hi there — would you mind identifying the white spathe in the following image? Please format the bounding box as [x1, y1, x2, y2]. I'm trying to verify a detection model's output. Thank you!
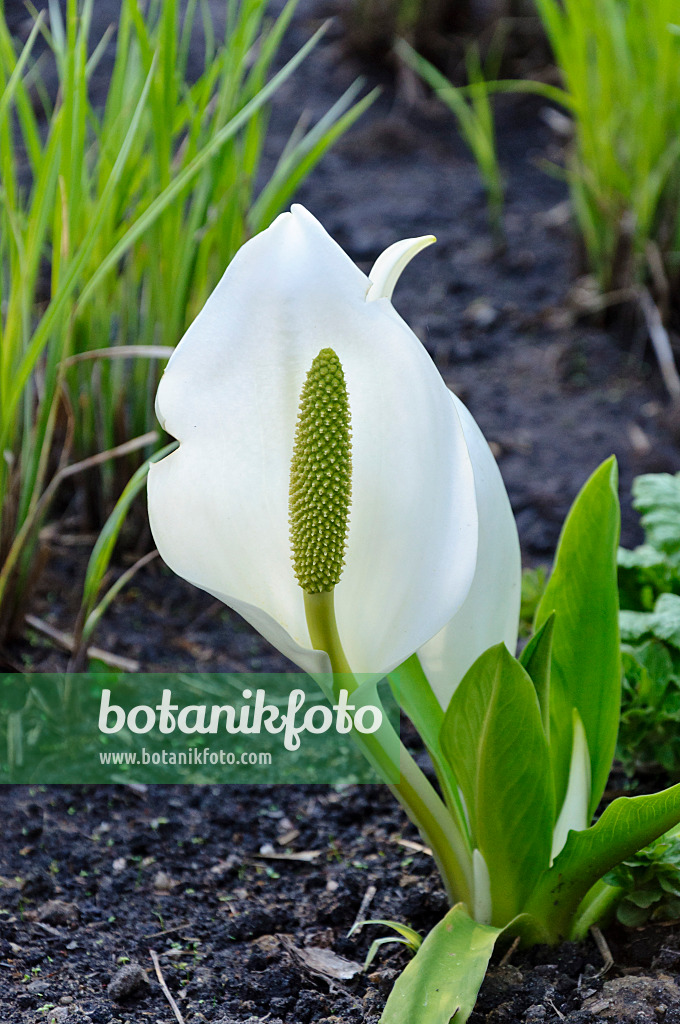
[551, 710, 591, 862]
[147, 205, 481, 676]
[417, 395, 522, 710]
[366, 235, 436, 303]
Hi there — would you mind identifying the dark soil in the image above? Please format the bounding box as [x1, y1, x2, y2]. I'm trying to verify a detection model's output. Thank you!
[3, 0, 680, 1021]
[3, 781, 680, 1024]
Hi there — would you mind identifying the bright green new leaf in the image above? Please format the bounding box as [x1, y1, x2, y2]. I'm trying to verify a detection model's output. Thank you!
[348, 918, 422, 970]
[363, 936, 416, 971]
[519, 611, 554, 737]
[440, 644, 554, 925]
[535, 456, 621, 819]
[526, 781, 680, 942]
[389, 655, 446, 759]
[379, 903, 500, 1024]
[348, 918, 422, 948]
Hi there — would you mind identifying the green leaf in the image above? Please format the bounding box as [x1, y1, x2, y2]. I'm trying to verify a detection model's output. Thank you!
[364, 936, 415, 971]
[618, 543, 672, 572]
[648, 593, 680, 650]
[74, 20, 330, 313]
[379, 904, 501, 1024]
[348, 918, 422, 949]
[620, 609, 656, 644]
[0, 12, 44, 126]
[620, 594, 680, 650]
[614, 544, 675, 593]
[632, 473, 680, 559]
[625, 640, 674, 698]
[616, 899, 653, 927]
[349, 919, 422, 969]
[441, 645, 554, 925]
[526, 782, 680, 941]
[535, 457, 621, 819]
[519, 612, 554, 736]
[618, 641, 680, 774]
[617, 543, 678, 613]
[604, 823, 680, 929]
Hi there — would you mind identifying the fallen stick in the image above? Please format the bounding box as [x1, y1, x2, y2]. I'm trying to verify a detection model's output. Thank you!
[347, 884, 377, 938]
[640, 288, 680, 404]
[150, 948, 186, 1024]
[591, 925, 614, 977]
[24, 614, 139, 671]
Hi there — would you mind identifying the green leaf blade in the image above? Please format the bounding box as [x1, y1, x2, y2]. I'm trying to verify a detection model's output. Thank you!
[441, 645, 555, 926]
[520, 611, 554, 737]
[535, 456, 621, 819]
[379, 904, 501, 1024]
[527, 782, 680, 941]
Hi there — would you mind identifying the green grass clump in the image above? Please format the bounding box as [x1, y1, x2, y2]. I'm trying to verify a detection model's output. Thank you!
[396, 38, 505, 240]
[401, 1, 680, 305]
[533, 0, 680, 298]
[0, 0, 375, 641]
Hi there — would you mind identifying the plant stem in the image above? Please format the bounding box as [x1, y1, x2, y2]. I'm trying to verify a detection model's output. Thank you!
[303, 587, 473, 905]
[568, 879, 624, 941]
[391, 653, 473, 854]
[390, 739, 474, 905]
[304, 590, 352, 674]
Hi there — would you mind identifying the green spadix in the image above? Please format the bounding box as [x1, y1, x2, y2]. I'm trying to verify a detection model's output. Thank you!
[289, 347, 352, 595]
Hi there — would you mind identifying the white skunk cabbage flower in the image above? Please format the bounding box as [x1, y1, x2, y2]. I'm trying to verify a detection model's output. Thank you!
[147, 204, 518, 685]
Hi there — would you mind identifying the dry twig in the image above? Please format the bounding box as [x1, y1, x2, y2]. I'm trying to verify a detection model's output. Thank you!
[62, 344, 174, 366]
[499, 935, 521, 967]
[392, 837, 433, 856]
[639, 288, 680, 404]
[25, 613, 139, 671]
[348, 884, 377, 937]
[590, 925, 614, 977]
[150, 948, 185, 1024]
[144, 923, 190, 940]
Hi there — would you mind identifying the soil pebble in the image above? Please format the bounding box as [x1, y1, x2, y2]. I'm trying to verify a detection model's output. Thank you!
[583, 974, 680, 1023]
[106, 963, 149, 1002]
[36, 899, 80, 926]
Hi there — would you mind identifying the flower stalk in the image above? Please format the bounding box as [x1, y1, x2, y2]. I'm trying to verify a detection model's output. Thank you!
[303, 590, 352, 676]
